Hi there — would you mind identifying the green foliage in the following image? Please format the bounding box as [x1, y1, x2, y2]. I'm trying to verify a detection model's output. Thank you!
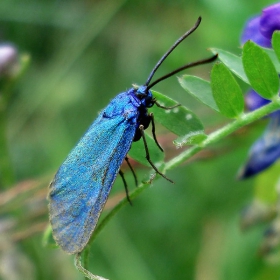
[242, 41, 279, 99]
[210, 48, 249, 83]
[178, 39, 280, 207]
[174, 131, 207, 146]
[178, 75, 219, 111]
[263, 48, 280, 72]
[211, 62, 244, 118]
[272, 31, 280, 62]
[151, 91, 204, 135]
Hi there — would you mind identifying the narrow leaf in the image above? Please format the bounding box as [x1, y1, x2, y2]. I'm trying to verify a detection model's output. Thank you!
[272, 31, 280, 62]
[210, 48, 249, 84]
[178, 75, 219, 112]
[211, 62, 244, 118]
[150, 91, 204, 136]
[242, 40, 279, 99]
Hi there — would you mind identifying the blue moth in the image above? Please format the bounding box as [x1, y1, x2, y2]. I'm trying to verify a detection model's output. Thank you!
[48, 17, 216, 255]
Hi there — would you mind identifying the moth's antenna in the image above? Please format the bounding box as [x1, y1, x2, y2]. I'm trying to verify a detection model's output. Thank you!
[145, 16, 202, 87]
[146, 54, 218, 90]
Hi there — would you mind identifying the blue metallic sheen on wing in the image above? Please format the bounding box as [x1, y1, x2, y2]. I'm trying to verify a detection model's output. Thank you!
[49, 90, 142, 254]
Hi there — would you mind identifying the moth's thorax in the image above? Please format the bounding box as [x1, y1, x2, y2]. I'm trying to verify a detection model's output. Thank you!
[129, 85, 154, 108]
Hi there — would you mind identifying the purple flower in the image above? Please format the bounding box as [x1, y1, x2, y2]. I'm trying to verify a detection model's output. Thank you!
[241, 3, 280, 47]
[260, 3, 280, 39]
[238, 116, 280, 178]
[239, 3, 280, 179]
[241, 16, 272, 48]
[245, 89, 270, 112]
[245, 89, 280, 118]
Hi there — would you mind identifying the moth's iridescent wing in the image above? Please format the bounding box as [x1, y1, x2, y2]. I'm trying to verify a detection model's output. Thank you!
[49, 92, 138, 254]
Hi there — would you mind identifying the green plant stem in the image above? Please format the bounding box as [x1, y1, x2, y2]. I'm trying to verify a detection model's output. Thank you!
[75, 253, 108, 280]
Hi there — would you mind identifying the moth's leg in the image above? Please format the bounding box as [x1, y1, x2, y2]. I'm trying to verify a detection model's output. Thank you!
[148, 113, 163, 152]
[119, 170, 132, 205]
[125, 156, 138, 187]
[139, 124, 174, 183]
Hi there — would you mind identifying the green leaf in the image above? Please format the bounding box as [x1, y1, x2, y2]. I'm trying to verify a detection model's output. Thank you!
[211, 62, 244, 118]
[129, 133, 164, 167]
[263, 48, 280, 72]
[150, 91, 204, 136]
[174, 131, 207, 147]
[272, 31, 280, 62]
[210, 48, 248, 84]
[178, 75, 219, 112]
[242, 40, 279, 99]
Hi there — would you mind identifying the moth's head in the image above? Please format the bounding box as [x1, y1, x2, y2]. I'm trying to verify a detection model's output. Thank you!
[132, 84, 154, 108]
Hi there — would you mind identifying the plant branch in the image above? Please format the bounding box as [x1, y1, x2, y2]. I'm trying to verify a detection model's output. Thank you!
[164, 98, 280, 172]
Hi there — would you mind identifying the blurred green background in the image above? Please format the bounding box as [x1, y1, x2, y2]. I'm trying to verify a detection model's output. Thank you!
[0, 0, 279, 279]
